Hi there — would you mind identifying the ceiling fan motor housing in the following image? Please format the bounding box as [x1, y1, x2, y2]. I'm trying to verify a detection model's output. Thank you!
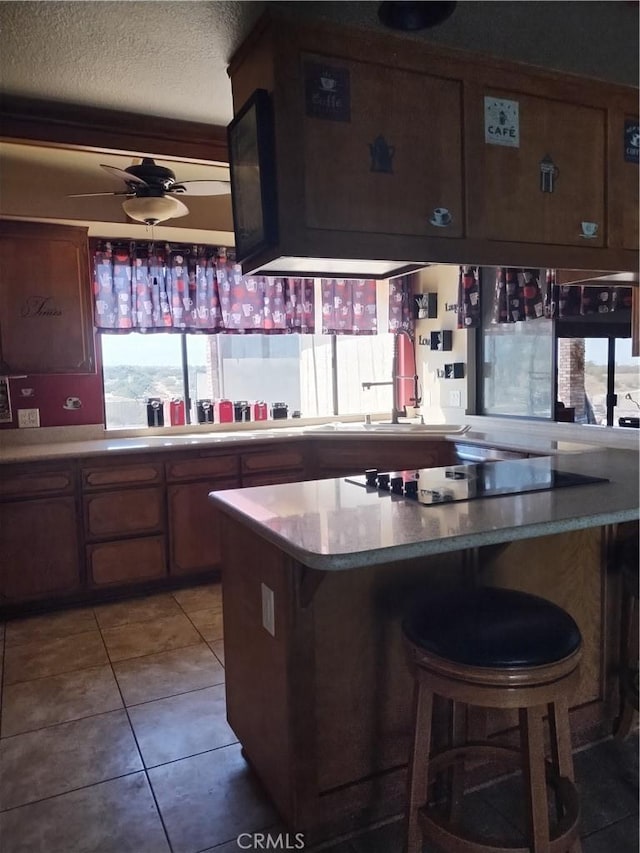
[125, 158, 176, 190]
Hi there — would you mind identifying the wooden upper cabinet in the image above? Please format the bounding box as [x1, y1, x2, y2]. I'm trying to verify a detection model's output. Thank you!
[0, 220, 95, 374]
[304, 58, 463, 239]
[466, 89, 606, 247]
[229, 12, 638, 274]
[608, 110, 639, 251]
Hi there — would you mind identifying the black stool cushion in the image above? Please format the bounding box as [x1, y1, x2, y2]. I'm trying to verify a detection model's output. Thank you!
[403, 587, 581, 668]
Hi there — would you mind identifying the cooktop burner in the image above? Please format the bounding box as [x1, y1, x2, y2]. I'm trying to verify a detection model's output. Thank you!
[346, 457, 608, 505]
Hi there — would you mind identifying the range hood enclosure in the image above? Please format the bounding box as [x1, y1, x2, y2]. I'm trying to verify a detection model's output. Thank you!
[227, 13, 638, 280]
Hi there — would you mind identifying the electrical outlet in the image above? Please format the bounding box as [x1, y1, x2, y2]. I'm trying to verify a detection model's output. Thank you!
[17, 408, 40, 428]
[448, 390, 462, 408]
[261, 582, 275, 636]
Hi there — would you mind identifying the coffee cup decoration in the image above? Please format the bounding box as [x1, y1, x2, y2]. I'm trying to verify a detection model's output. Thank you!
[580, 221, 599, 239]
[63, 396, 82, 410]
[430, 207, 452, 227]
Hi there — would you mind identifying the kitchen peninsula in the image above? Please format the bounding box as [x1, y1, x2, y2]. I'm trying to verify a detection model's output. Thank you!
[209, 446, 638, 843]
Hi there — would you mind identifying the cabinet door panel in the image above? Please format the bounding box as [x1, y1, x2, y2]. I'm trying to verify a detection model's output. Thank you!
[304, 58, 463, 238]
[0, 497, 80, 602]
[468, 91, 606, 246]
[84, 487, 164, 539]
[168, 479, 236, 575]
[0, 469, 74, 500]
[0, 221, 94, 374]
[88, 536, 166, 586]
[609, 111, 639, 251]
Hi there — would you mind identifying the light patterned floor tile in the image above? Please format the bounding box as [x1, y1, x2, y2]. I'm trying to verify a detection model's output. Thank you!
[149, 743, 276, 853]
[5, 607, 97, 647]
[129, 684, 236, 766]
[101, 613, 202, 662]
[94, 593, 182, 630]
[1, 665, 122, 737]
[113, 643, 224, 706]
[0, 772, 170, 853]
[209, 639, 225, 666]
[3, 631, 108, 685]
[172, 584, 223, 613]
[0, 710, 142, 810]
[187, 607, 224, 642]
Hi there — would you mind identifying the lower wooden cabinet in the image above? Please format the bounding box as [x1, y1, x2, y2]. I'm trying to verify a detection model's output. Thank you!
[0, 497, 81, 602]
[168, 479, 237, 575]
[87, 536, 167, 587]
[0, 436, 461, 609]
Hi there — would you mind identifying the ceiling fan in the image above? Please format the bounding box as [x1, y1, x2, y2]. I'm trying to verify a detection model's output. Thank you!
[69, 157, 230, 225]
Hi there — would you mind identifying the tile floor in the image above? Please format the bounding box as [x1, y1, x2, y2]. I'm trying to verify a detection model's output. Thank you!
[0, 582, 637, 853]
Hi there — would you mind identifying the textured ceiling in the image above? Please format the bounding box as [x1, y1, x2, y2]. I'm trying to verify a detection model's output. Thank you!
[1, 1, 638, 128]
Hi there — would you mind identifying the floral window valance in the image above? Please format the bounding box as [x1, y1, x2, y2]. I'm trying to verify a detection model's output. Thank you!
[92, 241, 315, 334]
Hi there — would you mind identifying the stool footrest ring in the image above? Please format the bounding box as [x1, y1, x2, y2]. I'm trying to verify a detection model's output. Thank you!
[419, 743, 581, 853]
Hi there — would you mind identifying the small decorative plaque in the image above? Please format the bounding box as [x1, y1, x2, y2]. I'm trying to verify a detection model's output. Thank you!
[304, 62, 351, 122]
[624, 118, 639, 164]
[484, 97, 520, 148]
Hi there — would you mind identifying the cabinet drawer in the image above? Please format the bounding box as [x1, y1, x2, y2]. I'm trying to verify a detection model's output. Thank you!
[0, 468, 74, 500]
[82, 462, 163, 490]
[84, 487, 164, 539]
[87, 536, 167, 587]
[241, 449, 305, 475]
[242, 470, 307, 487]
[166, 454, 239, 483]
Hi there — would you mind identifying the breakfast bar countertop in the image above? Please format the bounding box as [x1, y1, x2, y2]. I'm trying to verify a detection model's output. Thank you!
[209, 448, 640, 571]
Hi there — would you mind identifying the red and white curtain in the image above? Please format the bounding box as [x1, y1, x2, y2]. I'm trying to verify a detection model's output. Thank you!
[320, 278, 378, 334]
[92, 241, 315, 334]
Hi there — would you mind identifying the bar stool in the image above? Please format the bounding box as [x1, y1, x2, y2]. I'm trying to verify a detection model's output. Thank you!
[614, 535, 639, 740]
[403, 587, 583, 853]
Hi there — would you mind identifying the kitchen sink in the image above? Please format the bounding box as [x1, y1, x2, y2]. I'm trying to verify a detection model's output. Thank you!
[305, 423, 470, 435]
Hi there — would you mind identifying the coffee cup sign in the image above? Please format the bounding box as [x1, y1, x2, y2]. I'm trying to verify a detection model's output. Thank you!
[580, 221, 599, 239]
[430, 207, 452, 227]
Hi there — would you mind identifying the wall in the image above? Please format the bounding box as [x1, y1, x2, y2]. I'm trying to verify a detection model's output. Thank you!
[414, 265, 470, 424]
[1, 339, 104, 430]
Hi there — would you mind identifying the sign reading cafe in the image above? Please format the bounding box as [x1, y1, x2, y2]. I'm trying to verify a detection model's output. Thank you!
[484, 97, 520, 148]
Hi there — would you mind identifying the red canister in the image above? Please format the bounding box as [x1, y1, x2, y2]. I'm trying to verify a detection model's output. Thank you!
[251, 401, 268, 421]
[214, 399, 234, 423]
[169, 399, 185, 426]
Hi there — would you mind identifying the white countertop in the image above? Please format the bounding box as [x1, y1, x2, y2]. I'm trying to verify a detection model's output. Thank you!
[209, 449, 639, 571]
[0, 418, 636, 464]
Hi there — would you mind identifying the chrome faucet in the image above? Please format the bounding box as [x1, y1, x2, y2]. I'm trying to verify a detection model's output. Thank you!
[361, 332, 421, 424]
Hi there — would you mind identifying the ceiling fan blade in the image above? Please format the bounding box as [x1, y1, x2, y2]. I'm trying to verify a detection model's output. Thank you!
[100, 164, 148, 186]
[67, 191, 131, 198]
[169, 180, 230, 196]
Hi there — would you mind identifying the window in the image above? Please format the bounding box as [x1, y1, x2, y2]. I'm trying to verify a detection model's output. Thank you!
[100, 284, 397, 430]
[557, 335, 640, 427]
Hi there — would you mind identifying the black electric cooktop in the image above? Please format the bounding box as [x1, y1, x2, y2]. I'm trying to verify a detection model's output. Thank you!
[346, 457, 608, 505]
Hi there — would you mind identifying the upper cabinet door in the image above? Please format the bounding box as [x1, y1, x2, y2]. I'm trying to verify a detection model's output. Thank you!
[0, 221, 95, 374]
[608, 111, 639, 251]
[303, 57, 464, 239]
[466, 89, 606, 247]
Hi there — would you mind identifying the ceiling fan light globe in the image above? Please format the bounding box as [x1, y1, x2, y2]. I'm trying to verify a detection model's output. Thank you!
[122, 194, 189, 224]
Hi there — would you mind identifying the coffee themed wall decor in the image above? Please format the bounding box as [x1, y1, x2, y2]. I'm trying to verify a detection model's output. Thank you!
[304, 62, 351, 122]
[430, 207, 452, 227]
[484, 96, 520, 148]
[624, 118, 639, 164]
[369, 135, 395, 173]
[539, 155, 559, 192]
